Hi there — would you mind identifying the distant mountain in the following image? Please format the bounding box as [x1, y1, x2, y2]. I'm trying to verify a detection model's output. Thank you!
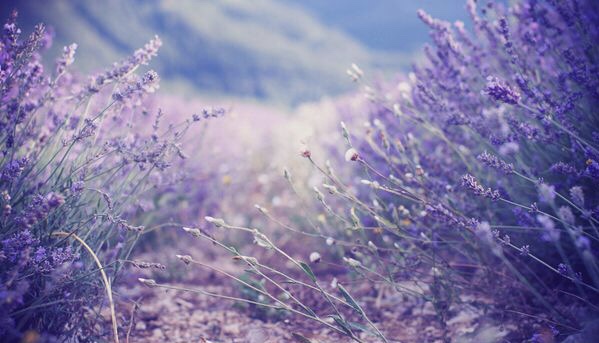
[0, 0, 450, 104]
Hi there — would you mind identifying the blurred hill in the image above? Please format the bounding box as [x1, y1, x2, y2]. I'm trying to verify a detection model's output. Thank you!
[0, 0, 464, 104]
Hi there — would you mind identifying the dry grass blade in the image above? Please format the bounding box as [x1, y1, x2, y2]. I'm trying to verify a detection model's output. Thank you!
[53, 231, 120, 343]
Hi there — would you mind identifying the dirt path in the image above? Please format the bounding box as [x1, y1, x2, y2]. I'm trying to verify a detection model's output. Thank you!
[112, 279, 510, 343]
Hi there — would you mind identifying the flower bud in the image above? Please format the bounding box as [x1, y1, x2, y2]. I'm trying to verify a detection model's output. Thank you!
[344, 148, 359, 162]
[205, 216, 226, 227]
[322, 184, 338, 194]
[138, 278, 157, 287]
[182, 226, 201, 238]
[176, 254, 193, 265]
[360, 180, 380, 189]
[183, 227, 202, 237]
[309, 252, 321, 263]
[343, 257, 362, 268]
[254, 204, 268, 214]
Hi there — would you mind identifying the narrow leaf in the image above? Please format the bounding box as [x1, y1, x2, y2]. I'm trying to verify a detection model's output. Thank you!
[338, 283, 364, 316]
[347, 321, 370, 333]
[299, 261, 317, 282]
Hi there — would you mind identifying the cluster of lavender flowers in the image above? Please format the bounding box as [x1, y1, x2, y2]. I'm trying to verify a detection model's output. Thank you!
[168, 1, 599, 341]
[0, 12, 208, 341]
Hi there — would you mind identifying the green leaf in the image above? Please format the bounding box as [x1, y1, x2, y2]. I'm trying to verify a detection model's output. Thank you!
[347, 321, 370, 333]
[299, 262, 317, 282]
[329, 315, 353, 336]
[337, 283, 364, 316]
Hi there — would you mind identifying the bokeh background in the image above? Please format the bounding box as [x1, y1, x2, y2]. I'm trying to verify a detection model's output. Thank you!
[1, 0, 465, 106]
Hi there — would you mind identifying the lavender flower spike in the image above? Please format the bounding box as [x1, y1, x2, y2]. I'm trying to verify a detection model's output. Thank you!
[461, 174, 501, 200]
[477, 151, 514, 174]
[56, 43, 77, 75]
[483, 76, 521, 105]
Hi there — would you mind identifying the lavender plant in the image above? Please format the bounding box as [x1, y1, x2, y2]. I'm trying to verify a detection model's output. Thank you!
[326, 0, 599, 338]
[142, 0, 599, 341]
[0, 12, 209, 341]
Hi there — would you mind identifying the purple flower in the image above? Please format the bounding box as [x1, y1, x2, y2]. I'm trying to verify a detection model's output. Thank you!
[0, 157, 28, 183]
[557, 206, 575, 225]
[82, 35, 162, 97]
[1, 230, 38, 263]
[70, 181, 85, 194]
[483, 76, 521, 105]
[132, 35, 162, 66]
[513, 207, 535, 227]
[585, 159, 599, 179]
[537, 215, 560, 242]
[569, 186, 584, 207]
[576, 236, 590, 250]
[537, 183, 555, 204]
[50, 246, 77, 266]
[112, 70, 160, 102]
[477, 151, 514, 174]
[16, 192, 65, 228]
[55, 43, 77, 75]
[46, 192, 65, 209]
[200, 107, 226, 119]
[461, 174, 501, 200]
[550, 162, 578, 176]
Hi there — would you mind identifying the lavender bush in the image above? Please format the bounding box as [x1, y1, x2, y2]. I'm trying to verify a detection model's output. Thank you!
[0, 11, 215, 341]
[340, 0, 599, 338]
